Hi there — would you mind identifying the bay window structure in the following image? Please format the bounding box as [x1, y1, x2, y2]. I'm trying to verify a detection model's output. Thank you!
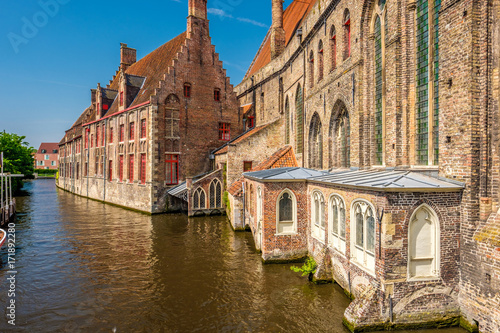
[416, 0, 441, 165]
[374, 0, 387, 165]
[343, 9, 351, 60]
[329, 195, 346, 253]
[276, 189, 296, 235]
[165, 154, 179, 185]
[351, 200, 376, 272]
[219, 123, 230, 141]
[308, 113, 323, 169]
[330, 25, 337, 70]
[408, 204, 440, 280]
[209, 179, 222, 209]
[311, 191, 326, 242]
[193, 188, 206, 210]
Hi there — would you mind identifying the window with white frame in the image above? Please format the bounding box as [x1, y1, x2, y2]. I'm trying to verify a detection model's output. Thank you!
[193, 188, 206, 210]
[276, 189, 296, 234]
[329, 195, 346, 253]
[51, 161, 56, 166]
[351, 200, 376, 272]
[408, 204, 440, 280]
[311, 191, 326, 242]
[45, 155, 49, 160]
[38, 161, 44, 166]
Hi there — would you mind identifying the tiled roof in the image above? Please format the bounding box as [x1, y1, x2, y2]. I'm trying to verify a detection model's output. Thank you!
[213, 122, 274, 155]
[241, 103, 253, 117]
[105, 31, 187, 116]
[37, 143, 59, 154]
[245, 0, 316, 79]
[228, 145, 298, 196]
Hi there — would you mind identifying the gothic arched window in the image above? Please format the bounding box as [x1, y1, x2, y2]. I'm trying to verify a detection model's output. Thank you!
[285, 96, 290, 144]
[209, 179, 222, 209]
[309, 50, 315, 88]
[329, 102, 350, 168]
[330, 25, 337, 70]
[277, 190, 296, 234]
[352, 200, 376, 272]
[343, 9, 351, 60]
[296, 84, 304, 153]
[308, 113, 323, 169]
[193, 187, 206, 209]
[318, 40, 324, 82]
[311, 191, 326, 242]
[329, 195, 346, 253]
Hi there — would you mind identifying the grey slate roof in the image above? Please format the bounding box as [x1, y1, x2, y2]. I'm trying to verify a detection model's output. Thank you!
[244, 168, 464, 192]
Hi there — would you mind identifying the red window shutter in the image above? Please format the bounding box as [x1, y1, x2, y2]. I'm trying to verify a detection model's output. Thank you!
[119, 155, 124, 182]
[109, 161, 113, 181]
[140, 154, 146, 184]
[129, 155, 134, 182]
[165, 154, 179, 185]
[141, 119, 146, 138]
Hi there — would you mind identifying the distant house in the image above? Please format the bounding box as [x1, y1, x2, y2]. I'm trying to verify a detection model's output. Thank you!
[35, 143, 59, 170]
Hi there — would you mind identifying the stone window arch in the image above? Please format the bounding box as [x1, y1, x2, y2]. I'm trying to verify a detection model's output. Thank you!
[276, 189, 297, 235]
[309, 50, 315, 88]
[193, 187, 206, 210]
[285, 96, 290, 144]
[416, 0, 441, 165]
[351, 200, 376, 272]
[343, 9, 351, 60]
[209, 179, 222, 209]
[408, 204, 440, 280]
[329, 194, 346, 253]
[308, 113, 323, 169]
[329, 101, 350, 168]
[296, 84, 304, 153]
[311, 190, 326, 242]
[318, 40, 324, 82]
[330, 25, 337, 70]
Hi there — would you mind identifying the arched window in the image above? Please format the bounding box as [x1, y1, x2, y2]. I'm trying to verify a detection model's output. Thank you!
[279, 78, 284, 114]
[343, 9, 351, 60]
[209, 179, 222, 209]
[329, 101, 350, 168]
[311, 191, 325, 242]
[277, 190, 297, 234]
[408, 204, 440, 279]
[330, 26, 337, 70]
[308, 113, 323, 169]
[416, 0, 441, 165]
[329, 195, 346, 253]
[296, 84, 304, 153]
[309, 50, 315, 88]
[318, 40, 324, 82]
[351, 201, 376, 272]
[193, 187, 206, 210]
[285, 96, 290, 144]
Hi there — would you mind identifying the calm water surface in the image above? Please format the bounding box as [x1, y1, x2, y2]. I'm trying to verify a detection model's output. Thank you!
[0, 180, 465, 332]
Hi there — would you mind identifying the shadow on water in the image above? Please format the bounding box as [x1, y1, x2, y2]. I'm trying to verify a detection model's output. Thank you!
[0, 179, 466, 333]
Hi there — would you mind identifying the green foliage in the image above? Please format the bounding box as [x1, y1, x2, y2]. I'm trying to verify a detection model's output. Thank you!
[37, 169, 58, 176]
[223, 191, 231, 214]
[290, 257, 317, 277]
[0, 131, 34, 193]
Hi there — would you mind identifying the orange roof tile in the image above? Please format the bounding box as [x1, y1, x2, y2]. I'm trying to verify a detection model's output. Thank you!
[228, 145, 298, 196]
[245, 0, 316, 79]
[241, 103, 253, 117]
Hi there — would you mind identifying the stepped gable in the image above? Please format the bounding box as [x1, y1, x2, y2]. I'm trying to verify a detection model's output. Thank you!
[60, 106, 94, 144]
[105, 31, 187, 116]
[228, 145, 298, 196]
[245, 0, 315, 78]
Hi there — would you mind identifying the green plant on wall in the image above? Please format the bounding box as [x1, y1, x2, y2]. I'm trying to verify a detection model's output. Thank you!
[291, 257, 317, 281]
[223, 191, 231, 214]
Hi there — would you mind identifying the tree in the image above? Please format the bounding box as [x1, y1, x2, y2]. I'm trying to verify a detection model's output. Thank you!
[0, 131, 34, 193]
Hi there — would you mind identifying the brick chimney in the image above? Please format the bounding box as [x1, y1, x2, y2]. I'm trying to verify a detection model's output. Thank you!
[188, 0, 207, 20]
[271, 0, 286, 59]
[120, 43, 136, 72]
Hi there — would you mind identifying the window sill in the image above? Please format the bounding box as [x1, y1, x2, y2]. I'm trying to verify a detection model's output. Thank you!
[407, 276, 440, 282]
[328, 245, 346, 256]
[275, 232, 298, 236]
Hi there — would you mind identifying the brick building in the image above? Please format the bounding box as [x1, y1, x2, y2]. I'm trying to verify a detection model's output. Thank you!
[57, 0, 241, 213]
[34, 142, 59, 170]
[224, 0, 500, 331]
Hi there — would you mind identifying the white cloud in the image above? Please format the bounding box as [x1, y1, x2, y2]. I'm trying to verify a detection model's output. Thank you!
[207, 8, 233, 18]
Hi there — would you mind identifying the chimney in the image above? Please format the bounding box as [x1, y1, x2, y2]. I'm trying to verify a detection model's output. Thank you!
[91, 89, 96, 106]
[120, 43, 136, 72]
[271, 0, 286, 59]
[188, 0, 207, 20]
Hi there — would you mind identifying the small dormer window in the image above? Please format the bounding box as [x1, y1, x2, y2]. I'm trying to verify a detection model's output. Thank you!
[53, 149, 58, 154]
[214, 89, 221, 102]
[184, 83, 191, 98]
[41, 149, 46, 153]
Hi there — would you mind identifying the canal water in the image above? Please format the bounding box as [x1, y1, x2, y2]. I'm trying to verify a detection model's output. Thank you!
[0, 179, 465, 332]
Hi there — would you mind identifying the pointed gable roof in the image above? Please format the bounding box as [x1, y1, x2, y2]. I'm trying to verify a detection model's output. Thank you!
[245, 0, 316, 79]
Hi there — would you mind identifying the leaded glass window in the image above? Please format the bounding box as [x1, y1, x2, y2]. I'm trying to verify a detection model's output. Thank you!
[277, 190, 296, 234]
[375, 15, 383, 165]
[296, 85, 304, 153]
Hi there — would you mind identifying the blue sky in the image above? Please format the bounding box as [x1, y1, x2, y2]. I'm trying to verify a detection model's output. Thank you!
[0, 0, 293, 149]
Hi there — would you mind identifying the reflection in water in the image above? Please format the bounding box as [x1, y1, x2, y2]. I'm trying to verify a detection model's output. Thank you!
[0, 180, 465, 333]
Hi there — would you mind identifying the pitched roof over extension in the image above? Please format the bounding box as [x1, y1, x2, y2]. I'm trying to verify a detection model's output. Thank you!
[228, 145, 298, 196]
[213, 122, 274, 155]
[245, 0, 316, 78]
